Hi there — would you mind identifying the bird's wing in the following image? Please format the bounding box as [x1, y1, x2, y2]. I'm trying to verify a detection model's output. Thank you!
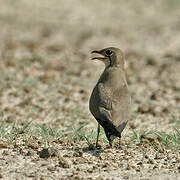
[97, 83, 112, 121]
[98, 83, 112, 110]
[98, 82, 130, 131]
[111, 86, 130, 131]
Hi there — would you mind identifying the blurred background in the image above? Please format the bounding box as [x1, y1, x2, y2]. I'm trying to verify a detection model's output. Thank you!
[0, 0, 180, 179]
[0, 0, 180, 134]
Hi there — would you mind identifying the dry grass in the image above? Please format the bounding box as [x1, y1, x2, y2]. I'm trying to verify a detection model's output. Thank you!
[0, 0, 180, 179]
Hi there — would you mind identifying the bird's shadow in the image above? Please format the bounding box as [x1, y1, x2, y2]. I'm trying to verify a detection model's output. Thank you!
[59, 144, 104, 157]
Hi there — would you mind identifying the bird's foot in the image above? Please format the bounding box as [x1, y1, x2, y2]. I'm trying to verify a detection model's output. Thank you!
[108, 143, 113, 149]
[95, 144, 101, 150]
[117, 138, 122, 149]
[108, 140, 113, 148]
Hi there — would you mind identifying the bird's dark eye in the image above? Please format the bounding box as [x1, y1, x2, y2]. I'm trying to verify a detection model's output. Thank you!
[105, 49, 112, 56]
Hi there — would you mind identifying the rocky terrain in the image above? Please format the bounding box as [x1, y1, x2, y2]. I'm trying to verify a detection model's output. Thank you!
[0, 0, 180, 179]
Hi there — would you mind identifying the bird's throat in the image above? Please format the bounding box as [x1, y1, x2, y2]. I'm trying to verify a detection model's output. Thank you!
[109, 56, 112, 66]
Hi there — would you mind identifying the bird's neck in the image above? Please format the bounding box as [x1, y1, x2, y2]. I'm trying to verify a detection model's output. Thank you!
[105, 64, 124, 70]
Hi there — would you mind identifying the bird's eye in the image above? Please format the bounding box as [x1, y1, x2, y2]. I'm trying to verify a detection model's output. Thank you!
[105, 49, 112, 56]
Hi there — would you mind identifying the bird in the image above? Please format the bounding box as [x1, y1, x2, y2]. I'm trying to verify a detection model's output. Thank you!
[89, 47, 131, 148]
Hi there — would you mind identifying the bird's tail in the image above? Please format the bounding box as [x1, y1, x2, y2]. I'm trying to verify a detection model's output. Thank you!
[116, 121, 128, 134]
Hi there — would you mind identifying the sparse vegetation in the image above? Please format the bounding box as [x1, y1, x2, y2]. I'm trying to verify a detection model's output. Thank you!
[0, 0, 180, 179]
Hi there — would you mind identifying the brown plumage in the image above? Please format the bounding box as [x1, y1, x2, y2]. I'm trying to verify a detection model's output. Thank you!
[89, 47, 131, 148]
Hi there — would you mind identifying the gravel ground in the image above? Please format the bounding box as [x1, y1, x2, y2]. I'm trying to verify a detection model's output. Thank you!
[0, 0, 180, 179]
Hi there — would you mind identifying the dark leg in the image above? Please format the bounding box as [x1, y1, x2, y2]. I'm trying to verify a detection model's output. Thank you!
[104, 130, 114, 148]
[109, 138, 113, 148]
[119, 138, 121, 146]
[119, 135, 121, 148]
[96, 124, 100, 148]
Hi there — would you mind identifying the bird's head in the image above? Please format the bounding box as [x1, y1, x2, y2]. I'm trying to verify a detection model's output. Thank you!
[91, 47, 125, 68]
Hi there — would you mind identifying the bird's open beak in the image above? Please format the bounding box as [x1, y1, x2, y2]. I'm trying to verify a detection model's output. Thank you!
[91, 50, 106, 60]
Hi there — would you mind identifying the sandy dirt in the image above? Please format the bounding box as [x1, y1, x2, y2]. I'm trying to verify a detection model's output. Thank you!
[0, 0, 180, 179]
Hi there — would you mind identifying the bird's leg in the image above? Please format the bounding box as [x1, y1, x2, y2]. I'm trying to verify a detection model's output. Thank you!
[109, 135, 116, 148]
[104, 130, 113, 148]
[109, 139, 113, 148]
[118, 136, 121, 148]
[96, 124, 100, 148]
